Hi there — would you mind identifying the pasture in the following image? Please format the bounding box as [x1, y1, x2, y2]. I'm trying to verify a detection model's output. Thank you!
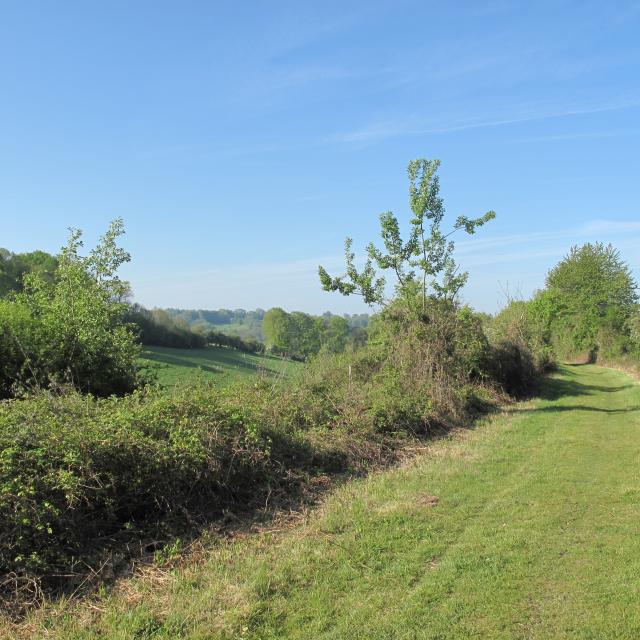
[139, 345, 301, 386]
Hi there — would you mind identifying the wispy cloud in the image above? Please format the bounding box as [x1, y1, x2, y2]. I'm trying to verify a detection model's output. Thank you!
[506, 129, 640, 144]
[580, 219, 640, 234]
[456, 219, 640, 268]
[332, 99, 640, 144]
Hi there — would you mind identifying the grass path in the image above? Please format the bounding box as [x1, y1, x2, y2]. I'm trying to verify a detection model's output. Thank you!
[14, 365, 640, 638]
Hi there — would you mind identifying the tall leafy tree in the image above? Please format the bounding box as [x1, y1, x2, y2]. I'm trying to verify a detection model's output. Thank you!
[263, 307, 291, 353]
[323, 315, 350, 353]
[545, 242, 638, 357]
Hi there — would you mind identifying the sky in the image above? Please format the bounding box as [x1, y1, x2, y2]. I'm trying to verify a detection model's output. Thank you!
[1, 0, 639, 314]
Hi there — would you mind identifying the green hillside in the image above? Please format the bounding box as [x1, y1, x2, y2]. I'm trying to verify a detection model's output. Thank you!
[140, 345, 301, 386]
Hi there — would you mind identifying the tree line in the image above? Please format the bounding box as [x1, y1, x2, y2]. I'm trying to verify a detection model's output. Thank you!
[163, 307, 370, 345]
[262, 307, 367, 359]
[0, 248, 58, 297]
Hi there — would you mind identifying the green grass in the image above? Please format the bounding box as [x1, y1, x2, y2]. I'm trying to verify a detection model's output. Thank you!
[8, 364, 640, 638]
[139, 345, 300, 386]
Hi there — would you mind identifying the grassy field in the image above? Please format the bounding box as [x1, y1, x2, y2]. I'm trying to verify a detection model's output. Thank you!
[139, 345, 300, 386]
[8, 364, 640, 638]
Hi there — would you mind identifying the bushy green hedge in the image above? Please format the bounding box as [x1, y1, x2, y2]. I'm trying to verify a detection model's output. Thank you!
[2, 362, 439, 583]
[0, 386, 278, 577]
[0, 301, 540, 598]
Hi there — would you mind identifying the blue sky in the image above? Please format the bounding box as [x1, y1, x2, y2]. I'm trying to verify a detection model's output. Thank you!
[1, 0, 639, 314]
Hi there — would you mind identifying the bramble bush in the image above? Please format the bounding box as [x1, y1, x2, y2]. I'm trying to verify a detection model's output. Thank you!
[0, 385, 277, 581]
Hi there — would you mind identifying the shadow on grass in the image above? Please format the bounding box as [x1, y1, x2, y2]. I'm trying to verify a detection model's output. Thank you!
[505, 365, 637, 418]
[143, 347, 292, 377]
[144, 352, 223, 375]
[538, 377, 633, 401]
[508, 404, 640, 414]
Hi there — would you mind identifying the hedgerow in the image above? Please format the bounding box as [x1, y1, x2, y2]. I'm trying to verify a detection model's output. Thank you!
[0, 386, 276, 581]
[0, 300, 528, 601]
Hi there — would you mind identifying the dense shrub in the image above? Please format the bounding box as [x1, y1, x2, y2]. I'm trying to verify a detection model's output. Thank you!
[0, 386, 278, 580]
[484, 296, 556, 396]
[0, 370, 414, 586]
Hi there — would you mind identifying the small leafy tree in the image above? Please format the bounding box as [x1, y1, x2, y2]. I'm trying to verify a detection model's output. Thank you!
[317, 158, 500, 415]
[319, 158, 495, 316]
[263, 307, 291, 353]
[0, 219, 142, 397]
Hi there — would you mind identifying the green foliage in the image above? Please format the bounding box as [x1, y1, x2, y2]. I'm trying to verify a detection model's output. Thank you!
[317, 155, 538, 420]
[627, 312, 640, 358]
[263, 307, 365, 359]
[485, 242, 639, 378]
[0, 220, 142, 397]
[544, 243, 638, 360]
[319, 158, 495, 314]
[127, 305, 208, 349]
[166, 307, 268, 342]
[324, 315, 351, 353]
[484, 291, 560, 396]
[0, 249, 58, 297]
[499, 243, 639, 367]
[262, 307, 291, 352]
[154, 308, 369, 351]
[0, 385, 277, 578]
[28, 365, 640, 640]
[0, 297, 517, 591]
